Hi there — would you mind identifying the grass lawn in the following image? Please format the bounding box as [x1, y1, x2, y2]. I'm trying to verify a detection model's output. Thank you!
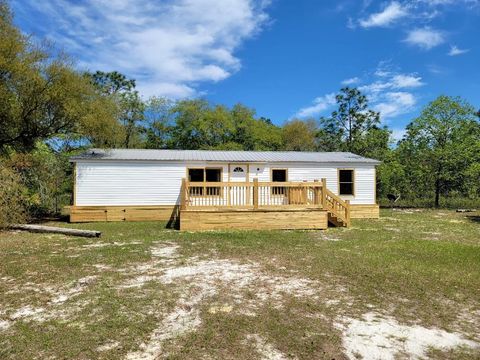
[0, 209, 479, 359]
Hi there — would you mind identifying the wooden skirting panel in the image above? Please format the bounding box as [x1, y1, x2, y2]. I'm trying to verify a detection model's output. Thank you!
[350, 204, 380, 219]
[180, 209, 328, 231]
[70, 206, 177, 223]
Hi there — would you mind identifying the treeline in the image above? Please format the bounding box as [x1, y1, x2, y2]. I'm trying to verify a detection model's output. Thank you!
[0, 1, 479, 227]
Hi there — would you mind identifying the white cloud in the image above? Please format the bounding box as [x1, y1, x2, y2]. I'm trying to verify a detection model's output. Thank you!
[341, 77, 361, 85]
[359, 73, 424, 95]
[359, 1, 409, 28]
[294, 65, 424, 121]
[448, 45, 470, 56]
[374, 91, 417, 119]
[294, 93, 337, 118]
[390, 128, 407, 142]
[404, 27, 445, 49]
[13, 0, 271, 98]
[391, 74, 424, 88]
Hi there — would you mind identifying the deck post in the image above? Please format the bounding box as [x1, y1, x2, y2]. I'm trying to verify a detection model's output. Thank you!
[345, 199, 351, 227]
[313, 179, 319, 205]
[180, 178, 187, 210]
[321, 178, 327, 208]
[253, 178, 259, 210]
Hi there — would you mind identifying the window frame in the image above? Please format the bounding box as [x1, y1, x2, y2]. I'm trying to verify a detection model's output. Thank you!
[187, 167, 223, 197]
[270, 168, 288, 196]
[338, 168, 355, 196]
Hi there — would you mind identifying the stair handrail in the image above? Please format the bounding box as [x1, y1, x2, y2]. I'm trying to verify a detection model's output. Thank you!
[322, 184, 351, 226]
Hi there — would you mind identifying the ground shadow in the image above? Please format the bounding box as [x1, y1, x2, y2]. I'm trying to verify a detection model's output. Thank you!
[466, 215, 480, 223]
[166, 205, 180, 229]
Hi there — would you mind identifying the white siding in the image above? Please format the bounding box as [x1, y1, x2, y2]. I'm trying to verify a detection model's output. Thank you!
[76, 160, 376, 206]
[76, 161, 186, 206]
[248, 163, 376, 205]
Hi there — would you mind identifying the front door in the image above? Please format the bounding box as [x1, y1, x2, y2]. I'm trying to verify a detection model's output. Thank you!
[230, 164, 248, 206]
[230, 164, 248, 182]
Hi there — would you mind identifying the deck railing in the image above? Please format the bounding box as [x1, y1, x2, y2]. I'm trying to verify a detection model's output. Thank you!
[181, 178, 350, 226]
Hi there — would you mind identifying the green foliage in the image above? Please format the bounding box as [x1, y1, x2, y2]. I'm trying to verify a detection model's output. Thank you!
[0, 161, 27, 228]
[146, 100, 282, 150]
[144, 96, 174, 149]
[319, 87, 387, 155]
[396, 96, 479, 207]
[4, 143, 72, 216]
[282, 119, 317, 151]
[317, 87, 391, 160]
[87, 71, 145, 148]
[0, 4, 118, 152]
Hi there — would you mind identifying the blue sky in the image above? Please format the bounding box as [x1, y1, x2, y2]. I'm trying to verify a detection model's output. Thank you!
[11, 0, 480, 139]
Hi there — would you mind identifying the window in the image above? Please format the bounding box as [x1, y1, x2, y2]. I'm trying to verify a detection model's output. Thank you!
[339, 169, 354, 196]
[271, 169, 287, 195]
[188, 168, 204, 182]
[188, 168, 222, 196]
[233, 166, 244, 173]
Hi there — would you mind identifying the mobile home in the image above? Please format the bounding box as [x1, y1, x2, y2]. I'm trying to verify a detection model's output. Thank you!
[70, 149, 380, 230]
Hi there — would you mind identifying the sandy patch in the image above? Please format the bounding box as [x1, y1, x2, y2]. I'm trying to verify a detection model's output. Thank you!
[10, 305, 45, 320]
[336, 312, 478, 360]
[126, 285, 210, 360]
[50, 276, 97, 305]
[246, 334, 289, 360]
[121, 243, 324, 359]
[97, 340, 121, 352]
[6, 276, 97, 325]
[82, 241, 142, 249]
[151, 243, 179, 258]
[0, 319, 11, 331]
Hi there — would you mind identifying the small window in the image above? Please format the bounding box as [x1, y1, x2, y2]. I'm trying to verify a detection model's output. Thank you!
[272, 169, 287, 195]
[188, 168, 204, 182]
[233, 166, 244, 173]
[188, 168, 222, 196]
[206, 168, 221, 182]
[339, 169, 354, 195]
[205, 168, 221, 195]
[272, 169, 287, 182]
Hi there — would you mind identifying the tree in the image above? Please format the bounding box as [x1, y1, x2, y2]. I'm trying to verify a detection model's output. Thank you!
[0, 162, 27, 228]
[282, 119, 317, 151]
[89, 71, 135, 95]
[88, 71, 145, 148]
[231, 104, 282, 151]
[144, 97, 174, 149]
[0, 2, 117, 152]
[398, 95, 479, 207]
[319, 87, 387, 156]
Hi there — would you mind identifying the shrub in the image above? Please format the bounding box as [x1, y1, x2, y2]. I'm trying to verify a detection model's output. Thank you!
[0, 164, 27, 228]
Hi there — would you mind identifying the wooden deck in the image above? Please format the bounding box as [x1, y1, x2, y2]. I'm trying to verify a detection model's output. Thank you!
[179, 178, 350, 231]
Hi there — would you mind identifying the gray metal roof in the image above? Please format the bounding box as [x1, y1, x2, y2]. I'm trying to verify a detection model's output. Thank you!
[70, 149, 380, 164]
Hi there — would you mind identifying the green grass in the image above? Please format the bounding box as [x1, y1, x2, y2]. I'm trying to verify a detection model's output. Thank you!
[0, 209, 479, 359]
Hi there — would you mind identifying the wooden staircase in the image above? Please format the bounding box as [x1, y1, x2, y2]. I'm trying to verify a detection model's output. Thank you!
[322, 185, 351, 227]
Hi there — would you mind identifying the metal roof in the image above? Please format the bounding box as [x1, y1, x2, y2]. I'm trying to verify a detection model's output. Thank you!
[70, 149, 381, 164]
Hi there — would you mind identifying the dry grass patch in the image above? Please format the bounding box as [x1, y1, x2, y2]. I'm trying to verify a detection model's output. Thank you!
[0, 209, 479, 359]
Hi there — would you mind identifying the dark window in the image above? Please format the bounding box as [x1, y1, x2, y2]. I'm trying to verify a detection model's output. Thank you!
[206, 168, 221, 182]
[339, 169, 354, 195]
[272, 169, 287, 195]
[272, 169, 287, 182]
[188, 168, 222, 196]
[205, 168, 221, 195]
[188, 168, 204, 182]
[233, 166, 244, 173]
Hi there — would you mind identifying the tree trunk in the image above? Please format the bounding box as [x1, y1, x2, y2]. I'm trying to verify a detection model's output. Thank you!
[435, 178, 440, 208]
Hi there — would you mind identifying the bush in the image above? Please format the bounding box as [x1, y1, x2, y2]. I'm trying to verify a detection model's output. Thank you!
[0, 164, 27, 228]
[379, 196, 480, 209]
